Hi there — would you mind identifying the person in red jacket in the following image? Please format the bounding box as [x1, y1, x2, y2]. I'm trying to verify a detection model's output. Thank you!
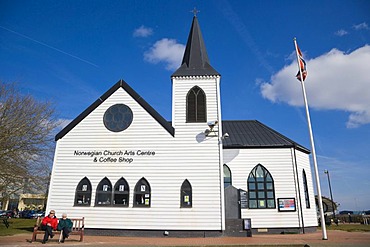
[41, 210, 58, 244]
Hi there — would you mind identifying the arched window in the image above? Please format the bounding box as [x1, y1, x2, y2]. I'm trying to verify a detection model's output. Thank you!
[186, 86, 206, 122]
[74, 177, 92, 206]
[303, 169, 310, 208]
[134, 178, 151, 207]
[223, 164, 232, 188]
[247, 164, 275, 209]
[95, 177, 113, 206]
[180, 179, 192, 208]
[113, 177, 129, 207]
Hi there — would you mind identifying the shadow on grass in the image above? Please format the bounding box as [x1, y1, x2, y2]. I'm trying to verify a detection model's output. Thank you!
[17, 227, 34, 232]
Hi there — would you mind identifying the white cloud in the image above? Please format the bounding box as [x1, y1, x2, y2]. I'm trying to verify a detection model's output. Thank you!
[133, 25, 153, 37]
[57, 118, 72, 130]
[353, 22, 369, 30]
[144, 38, 185, 70]
[260, 45, 370, 128]
[335, 29, 349, 36]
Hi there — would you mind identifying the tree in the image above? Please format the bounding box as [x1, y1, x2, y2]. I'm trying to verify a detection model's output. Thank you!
[0, 82, 59, 210]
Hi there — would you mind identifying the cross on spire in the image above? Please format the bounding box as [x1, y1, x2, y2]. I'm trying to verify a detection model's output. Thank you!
[191, 7, 200, 17]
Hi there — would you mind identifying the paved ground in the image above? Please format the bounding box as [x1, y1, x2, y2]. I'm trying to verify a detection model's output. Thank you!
[1, 230, 370, 247]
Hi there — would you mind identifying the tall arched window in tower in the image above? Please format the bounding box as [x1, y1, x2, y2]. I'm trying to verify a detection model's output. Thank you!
[74, 177, 92, 206]
[180, 179, 192, 207]
[303, 169, 310, 208]
[95, 177, 113, 206]
[186, 86, 206, 122]
[223, 164, 232, 188]
[247, 164, 275, 209]
[113, 177, 129, 207]
[134, 177, 151, 207]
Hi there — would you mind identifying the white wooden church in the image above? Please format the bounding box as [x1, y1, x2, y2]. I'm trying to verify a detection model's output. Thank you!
[47, 16, 318, 236]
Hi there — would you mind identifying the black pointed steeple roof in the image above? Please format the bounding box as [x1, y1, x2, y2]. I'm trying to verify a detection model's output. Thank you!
[172, 16, 220, 77]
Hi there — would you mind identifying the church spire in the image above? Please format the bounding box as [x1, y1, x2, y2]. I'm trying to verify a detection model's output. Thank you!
[172, 15, 220, 77]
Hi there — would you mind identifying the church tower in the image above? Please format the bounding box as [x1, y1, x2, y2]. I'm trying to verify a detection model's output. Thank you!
[171, 15, 221, 132]
[171, 15, 225, 230]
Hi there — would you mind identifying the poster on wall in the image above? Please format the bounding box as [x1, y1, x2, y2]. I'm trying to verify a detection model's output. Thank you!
[278, 198, 296, 212]
[239, 189, 248, 209]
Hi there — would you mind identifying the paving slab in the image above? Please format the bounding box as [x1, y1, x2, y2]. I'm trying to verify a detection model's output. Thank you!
[0, 230, 370, 247]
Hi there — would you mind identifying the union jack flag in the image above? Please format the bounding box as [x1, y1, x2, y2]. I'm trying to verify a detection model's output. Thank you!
[296, 45, 307, 81]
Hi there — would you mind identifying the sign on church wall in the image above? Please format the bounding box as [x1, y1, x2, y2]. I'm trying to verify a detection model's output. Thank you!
[73, 149, 156, 164]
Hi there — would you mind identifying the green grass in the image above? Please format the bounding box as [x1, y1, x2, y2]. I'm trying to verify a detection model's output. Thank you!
[319, 223, 370, 232]
[1, 218, 370, 237]
[0, 218, 35, 236]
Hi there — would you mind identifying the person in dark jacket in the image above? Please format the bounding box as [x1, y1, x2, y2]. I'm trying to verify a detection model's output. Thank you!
[41, 210, 58, 244]
[57, 213, 73, 243]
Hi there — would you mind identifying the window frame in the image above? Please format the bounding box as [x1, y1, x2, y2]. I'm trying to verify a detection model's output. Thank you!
[95, 177, 113, 207]
[74, 177, 92, 207]
[186, 86, 207, 123]
[103, 104, 133, 132]
[133, 177, 151, 207]
[180, 179, 192, 208]
[113, 177, 130, 207]
[247, 164, 276, 209]
[223, 164, 232, 188]
[303, 169, 310, 208]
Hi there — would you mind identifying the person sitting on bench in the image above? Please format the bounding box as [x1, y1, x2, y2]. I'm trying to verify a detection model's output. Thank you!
[57, 213, 73, 243]
[41, 210, 58, 244]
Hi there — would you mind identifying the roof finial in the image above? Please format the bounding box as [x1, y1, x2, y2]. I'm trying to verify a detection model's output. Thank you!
[191, 7, 200, 17]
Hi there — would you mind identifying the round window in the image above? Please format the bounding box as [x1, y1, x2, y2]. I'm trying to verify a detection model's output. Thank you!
[103, 104, 133, 132]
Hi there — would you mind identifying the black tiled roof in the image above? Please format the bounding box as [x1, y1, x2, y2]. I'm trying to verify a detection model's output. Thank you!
[222, 120, 310, 154]
[172, 16, 220, 77]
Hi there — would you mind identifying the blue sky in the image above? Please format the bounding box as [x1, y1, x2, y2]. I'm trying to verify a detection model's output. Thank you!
[1, 0, 369, 211]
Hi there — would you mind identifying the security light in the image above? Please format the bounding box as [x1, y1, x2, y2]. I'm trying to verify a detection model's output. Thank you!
[207, 120, 218, 129]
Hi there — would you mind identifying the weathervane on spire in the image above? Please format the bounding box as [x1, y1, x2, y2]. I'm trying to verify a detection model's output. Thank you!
[191, 7, 200, 17]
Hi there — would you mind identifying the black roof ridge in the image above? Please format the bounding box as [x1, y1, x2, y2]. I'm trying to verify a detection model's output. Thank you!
[55, 80, 174, 141]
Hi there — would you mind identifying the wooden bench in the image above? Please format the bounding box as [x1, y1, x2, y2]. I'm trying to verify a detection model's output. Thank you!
[31, 216, 84, 242]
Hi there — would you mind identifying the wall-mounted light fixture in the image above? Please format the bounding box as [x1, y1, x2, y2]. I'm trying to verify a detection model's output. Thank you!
[222, 133, 229, 139]
[204, 120, 218, 136]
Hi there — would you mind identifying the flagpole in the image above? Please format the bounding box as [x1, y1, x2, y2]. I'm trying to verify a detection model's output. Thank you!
[294, 38, 328, 240]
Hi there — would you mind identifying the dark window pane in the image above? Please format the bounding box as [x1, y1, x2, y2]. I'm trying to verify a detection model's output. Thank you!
[186, 86, 206, 122]
[266, 182, 273, 190]
[267, 199, 275, 208]
[267, 191, 274, 198]
[223, 165, 232, 188]
[249, 192, 256, 199]
[97, 193, 111, 205]
[113, 194, 129, 206]
[303, 170, 310, 208]
[257, 182, 264, 190]
[103, 104, 133, 132]
[248, 182, 255, 190]
[249, 200, 257, 208]
[258, 191, 265, 198]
